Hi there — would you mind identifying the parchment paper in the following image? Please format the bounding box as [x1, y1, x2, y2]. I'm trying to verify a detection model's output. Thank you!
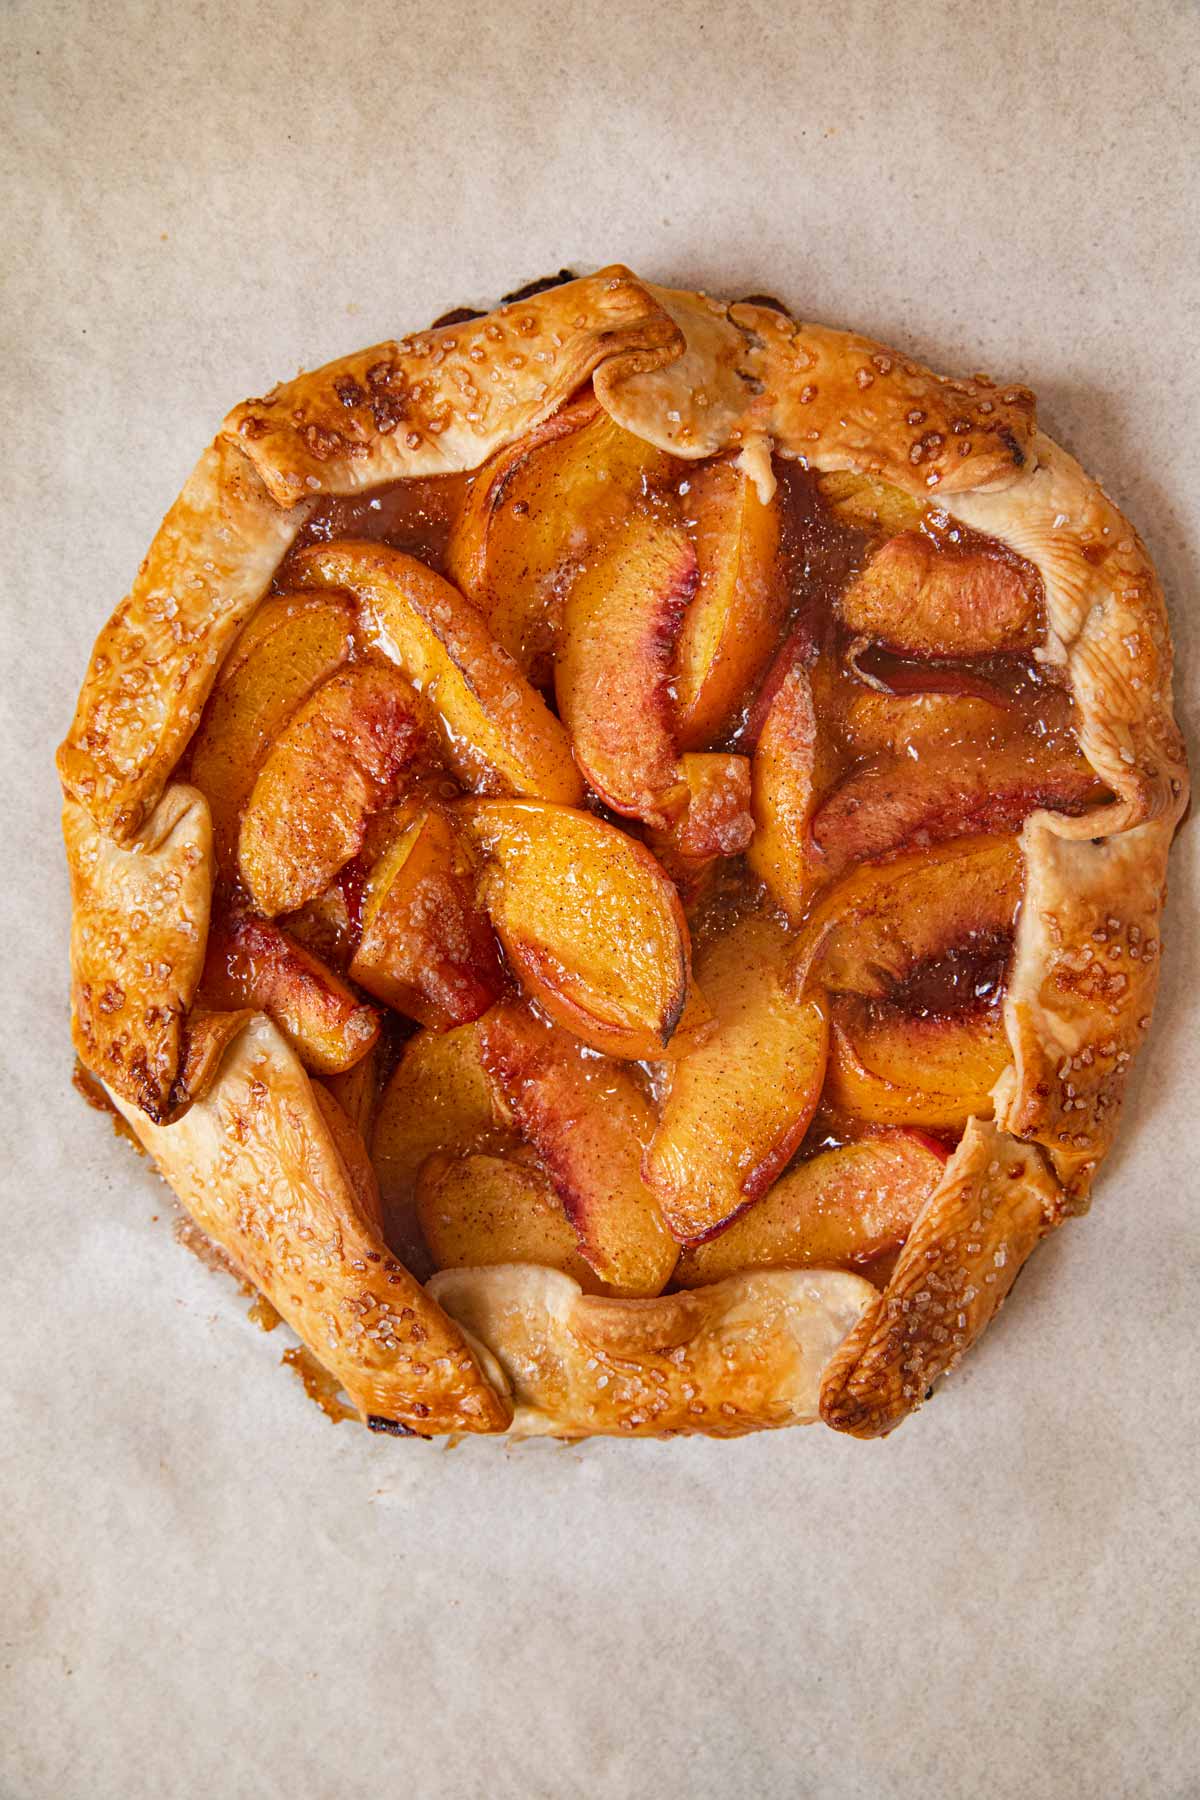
[3, 3, 1198, 1796]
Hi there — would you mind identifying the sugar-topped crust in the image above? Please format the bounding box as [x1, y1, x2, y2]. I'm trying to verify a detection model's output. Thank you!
[222, 265, 683, 504]
[999, 814, 1175, 1198]
[108, 1013, 512, 1435]
[65, 784, 213, 1122]
[428, 1264, 876, 1437]
[818, 1119, 1065, 1438]
[59, 267, 1188, 1440]
[58, 439, 308, 844]
[596, 286, 1038, 497]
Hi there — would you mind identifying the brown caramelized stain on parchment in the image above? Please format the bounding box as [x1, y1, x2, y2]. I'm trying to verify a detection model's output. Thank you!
[72, 1058, 147, 1154]
[75, 1059, 385, 1427]
[176, 1211, 355, 1421]
[173, 1208, 277, 1326]
[174, 1213, 251, 1287]
[281, 1346, 357, 1423]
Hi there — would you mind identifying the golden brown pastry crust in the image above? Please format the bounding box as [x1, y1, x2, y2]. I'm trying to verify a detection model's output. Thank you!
[58, 439, 308, 843]
[428, 1265, 876, 1437]
[595, 286, 1038, 495]
[60, 266, 1187, 1441]
[999, 814, 1175, 1199]
[819, 1120, 1065, 1438]
[109, 1014, 512, 1434]
[65, 784, 213, 1122]
[222, 266, 682, 504]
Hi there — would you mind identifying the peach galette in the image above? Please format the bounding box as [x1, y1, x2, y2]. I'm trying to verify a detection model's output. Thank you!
[59, 268, 1187, 1440]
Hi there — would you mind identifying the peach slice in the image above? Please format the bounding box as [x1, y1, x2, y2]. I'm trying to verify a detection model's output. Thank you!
[464, 799, 690, 1059]
[556, 513, 697, 825]
[839, 530, 1043, 657]
[319, 1037, 383, 1140]
[816, 470, 923, 540]
[674, 458, 784, 749]
[811, 734, 1105, 877]
[644, 914, 829, 1243]
[843, 690, 1010, 759]
[417, 1151, 605, 1292]
[660, 982, 718, 1059]
[478, 1004, 677, 1297]
[445, 396, 592, 617]
[291, 541, 584, 805]
[825, 998, 1010, 1131]
[675, 1130, 947, 1285]
[741, 619, 812, 751]
[199, 910, 380, 1075]
[349, 801, 502, 1029]
[746, 659, 829, 922]
[447, 396, 675, 677]
[188, 590, 357, 871]
[790, 835, 1023, 1000]
[370, 1020, 513, 1275]
[843, 647, 1020, 709]
[645, 752, 753, 905]
[237, 658, 426, 916]
[170, 1007, 256, 1115]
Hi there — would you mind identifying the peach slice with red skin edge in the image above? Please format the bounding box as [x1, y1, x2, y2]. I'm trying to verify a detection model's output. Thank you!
[290, 541, 584, 806]
[370, 1020, 515, 1278]
[844, 644, 1021, 711]
[644, 913, 829, 1244]
[741, 619, 812, 752]
[674, 458, 785, 749]
[746, 659, 833, 924]
[199, 910, 380, 1075]
[810, 732, 1106, 878]
[416, 1150, 608, 1294]
[556, 512, 697, 827]
[447, 395, 676, 679]
[237, 658, 427, 917]
[349, 800, 502, 1030]
[825, 998, 1011, 1132]
[675, 1129, 948, 1286]
[646, 753, 753, 905]
[188, 589, 357, 872]
[838, 529, 1043, 658]
[789, 835, 1023, 1002]
[462, 798, 690, 1060]
[477, 1003, 677, 1297]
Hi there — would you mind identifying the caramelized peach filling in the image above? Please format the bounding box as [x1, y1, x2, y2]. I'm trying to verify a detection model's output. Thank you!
[183, 388, 1110, 1296]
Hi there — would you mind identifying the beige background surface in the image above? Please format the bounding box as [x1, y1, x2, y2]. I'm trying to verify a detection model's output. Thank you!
[3, 3, 1198, 1796]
